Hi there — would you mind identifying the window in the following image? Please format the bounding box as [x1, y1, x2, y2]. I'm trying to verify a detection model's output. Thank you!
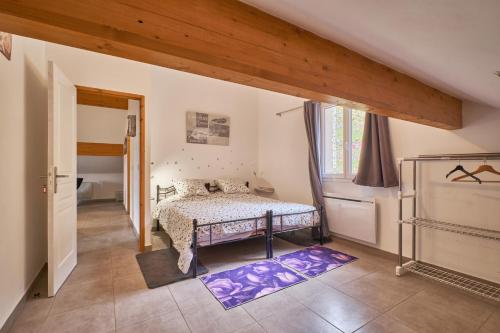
[321, 105, 365, 178]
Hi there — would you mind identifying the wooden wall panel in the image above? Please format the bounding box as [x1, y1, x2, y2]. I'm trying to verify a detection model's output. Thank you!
[77, 142, 123, 156]
[0, 0, 461, 129]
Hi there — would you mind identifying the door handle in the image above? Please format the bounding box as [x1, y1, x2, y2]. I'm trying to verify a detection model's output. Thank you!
[54, 166, 70, 193]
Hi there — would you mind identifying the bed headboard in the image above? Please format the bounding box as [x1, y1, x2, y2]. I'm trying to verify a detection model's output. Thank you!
[156, 181, 250, 203]
[156, 185, 176, 203]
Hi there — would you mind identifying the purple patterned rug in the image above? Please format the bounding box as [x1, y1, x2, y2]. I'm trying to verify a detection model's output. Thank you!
[200, 260, 306, 309]
[274, 245, 357, 277]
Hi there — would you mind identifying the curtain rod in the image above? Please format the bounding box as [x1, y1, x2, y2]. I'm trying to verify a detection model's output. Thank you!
[275, 105, 303, 117]
[402, 153, 500, 161]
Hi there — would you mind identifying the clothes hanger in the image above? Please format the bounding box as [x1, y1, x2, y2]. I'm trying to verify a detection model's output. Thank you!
[446, 161, 482, 184]
[452, 159, 500, 183]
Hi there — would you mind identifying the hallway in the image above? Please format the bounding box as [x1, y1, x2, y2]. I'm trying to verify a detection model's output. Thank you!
[9, 202, 147, 333]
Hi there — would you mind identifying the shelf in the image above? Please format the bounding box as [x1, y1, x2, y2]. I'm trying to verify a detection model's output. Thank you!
[403, 261, 500, 302]
[400, 217, 500, 241]
[402, 153, 500, 161]
[255, 187, 275, 194]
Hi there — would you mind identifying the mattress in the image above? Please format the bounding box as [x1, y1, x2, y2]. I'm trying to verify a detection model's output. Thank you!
[152, 192, 319, 273]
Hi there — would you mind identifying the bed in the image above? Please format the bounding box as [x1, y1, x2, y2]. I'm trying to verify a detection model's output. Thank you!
[152, 183, 323, 276]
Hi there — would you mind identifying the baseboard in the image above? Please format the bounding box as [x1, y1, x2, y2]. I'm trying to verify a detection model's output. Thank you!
[0, 263, 47, 333]
[332, 234, 408, 262]
[78, 198, 119, 206]
[128, 217, 139, 240]
[129, 219, 151, 252]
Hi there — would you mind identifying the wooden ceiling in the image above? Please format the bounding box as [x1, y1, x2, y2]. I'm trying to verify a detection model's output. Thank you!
[0, 0, 462, 129]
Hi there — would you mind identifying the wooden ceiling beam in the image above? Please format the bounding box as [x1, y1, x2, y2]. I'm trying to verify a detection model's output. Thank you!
[0, 0, 462, 129]
[76, 86, 130, 110]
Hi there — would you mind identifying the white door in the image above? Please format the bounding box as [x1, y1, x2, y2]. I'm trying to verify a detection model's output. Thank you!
[47, 61, 77, 297]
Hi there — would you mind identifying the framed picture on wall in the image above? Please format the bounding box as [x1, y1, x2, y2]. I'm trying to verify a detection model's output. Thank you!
[0, 32, 12, 60]
[123, 137, 128, 154]
[186, 111, 230, 146]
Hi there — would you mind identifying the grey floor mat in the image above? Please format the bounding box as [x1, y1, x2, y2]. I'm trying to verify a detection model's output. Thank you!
[136, 248, 208, 288]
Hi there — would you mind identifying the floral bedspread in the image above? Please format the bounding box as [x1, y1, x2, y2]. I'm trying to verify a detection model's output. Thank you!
[152, 192, 319, 273]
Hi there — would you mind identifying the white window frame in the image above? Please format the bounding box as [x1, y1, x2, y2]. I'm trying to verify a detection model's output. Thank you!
[320, 104, 359, 180]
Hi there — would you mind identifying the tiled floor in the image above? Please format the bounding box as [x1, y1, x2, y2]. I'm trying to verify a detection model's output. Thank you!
[9, 202, 499, 333]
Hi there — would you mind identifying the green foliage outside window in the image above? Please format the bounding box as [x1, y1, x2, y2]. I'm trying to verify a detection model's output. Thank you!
[323, 106, 365, 177]
[351, 110, 365, 174]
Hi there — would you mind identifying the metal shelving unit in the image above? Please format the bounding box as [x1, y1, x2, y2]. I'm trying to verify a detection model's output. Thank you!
[395, 153, 500, 302]
[400, 217, 500, 241]
[402, 261, 500, 302]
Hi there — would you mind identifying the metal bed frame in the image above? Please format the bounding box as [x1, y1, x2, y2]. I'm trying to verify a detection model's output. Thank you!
[396, 153, 500, 302]
[155, 182, 323, 278]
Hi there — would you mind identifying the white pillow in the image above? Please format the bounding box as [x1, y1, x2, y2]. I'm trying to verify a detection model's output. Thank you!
[173, 179, 209, 197]
[215, 178, 250, 194]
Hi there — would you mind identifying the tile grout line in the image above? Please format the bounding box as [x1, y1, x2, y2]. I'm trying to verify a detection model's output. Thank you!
[45, 279, 114, 317]
[317, 256, 390, 290]
[20, 289, 55, 333]
[167, 286, 193, 333]
[474, 310, 495, 333]
[239, 303, 268, 332]
[337, 275, 425, 311]
[111, 253, 117, 333]
[330, 267, 380, 288]
[80, 203, 123, 332]
[295, 274, 382, 333]
[298, 310, 346, 333]
[291, 294, 345, 333]
[350, 288, 424, 332]
[40, 204, 119, 331]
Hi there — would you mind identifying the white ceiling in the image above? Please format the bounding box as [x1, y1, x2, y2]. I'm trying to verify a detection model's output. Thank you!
[242, 0, 500, 109]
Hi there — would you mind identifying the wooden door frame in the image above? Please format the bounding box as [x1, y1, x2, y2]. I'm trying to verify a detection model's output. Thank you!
[126, 136, 131, 214]
[76, 86, 146, 252]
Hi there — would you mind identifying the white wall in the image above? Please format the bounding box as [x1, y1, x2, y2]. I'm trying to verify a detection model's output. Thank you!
[123, 153, 128, 210]
[76, 105, 127, 201]
[0, 36, 48, 328]
[77, 173, 123, 200]
[77, 156, 124, 200]
[256, 90, 310, 203]
[77, 104, 127, 144]
[149, 68, 259, 188]
[257, 94, 500, 283]
[128, 100, 140, 235]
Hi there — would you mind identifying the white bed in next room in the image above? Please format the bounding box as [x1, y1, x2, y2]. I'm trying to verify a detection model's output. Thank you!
[152, 190, 320, 273]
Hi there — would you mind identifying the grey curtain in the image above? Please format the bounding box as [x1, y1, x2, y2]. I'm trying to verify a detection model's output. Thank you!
[353, 113, 398, 187]
[304, 101, 329, 237]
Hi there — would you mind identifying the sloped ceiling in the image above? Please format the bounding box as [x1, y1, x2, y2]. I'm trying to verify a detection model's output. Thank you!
[243, 0, 500, 109]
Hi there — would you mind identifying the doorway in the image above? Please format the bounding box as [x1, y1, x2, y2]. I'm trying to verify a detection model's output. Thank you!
[75, 86, 146, 251]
